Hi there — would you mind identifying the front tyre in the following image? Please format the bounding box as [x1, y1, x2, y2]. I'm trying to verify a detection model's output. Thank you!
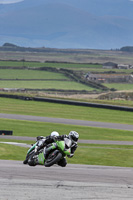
[23, 150, 35, 165]
[28, 153, 37, 166]
[44, 152, 62, 167]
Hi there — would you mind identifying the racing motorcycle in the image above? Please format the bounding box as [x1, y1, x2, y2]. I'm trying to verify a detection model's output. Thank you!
[23, 137, 71, 167]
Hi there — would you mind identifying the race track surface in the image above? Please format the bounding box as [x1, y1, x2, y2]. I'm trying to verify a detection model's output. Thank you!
[1, 160, 133, 200]
[0, 113, 133, 131]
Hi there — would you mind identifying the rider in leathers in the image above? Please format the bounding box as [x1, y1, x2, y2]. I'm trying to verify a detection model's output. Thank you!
[36, 131, 79, 167]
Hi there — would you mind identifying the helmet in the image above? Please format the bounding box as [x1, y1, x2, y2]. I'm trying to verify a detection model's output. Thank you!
[51, 131, 59, 137]
[69, 131, 79, 143]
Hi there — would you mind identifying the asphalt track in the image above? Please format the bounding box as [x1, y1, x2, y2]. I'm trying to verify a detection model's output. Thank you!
[1, 113, 133, 199]
[1, 160, 133, 200]
[0, 113, 133, 131]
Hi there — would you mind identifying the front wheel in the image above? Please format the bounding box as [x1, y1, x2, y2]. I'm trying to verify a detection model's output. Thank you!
[27, 153, 37, 166]
[44, 151, 62, 167]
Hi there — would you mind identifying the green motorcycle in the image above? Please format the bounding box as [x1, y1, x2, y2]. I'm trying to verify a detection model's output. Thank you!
[23, 138, 71, 167]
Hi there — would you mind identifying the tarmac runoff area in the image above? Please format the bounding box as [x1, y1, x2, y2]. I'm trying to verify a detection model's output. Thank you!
[1, 160, 133, 200]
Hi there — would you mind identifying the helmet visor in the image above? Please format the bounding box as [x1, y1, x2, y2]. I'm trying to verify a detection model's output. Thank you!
[71, 135, 78, 142]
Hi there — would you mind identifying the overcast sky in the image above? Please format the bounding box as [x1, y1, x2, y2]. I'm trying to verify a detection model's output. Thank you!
[0, 0, 133, 4]
[0, 0, 23, 4]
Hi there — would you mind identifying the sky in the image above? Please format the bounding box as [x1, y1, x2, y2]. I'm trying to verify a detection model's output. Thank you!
[0, 0, 23, 4]
[0, 0, 133, 5]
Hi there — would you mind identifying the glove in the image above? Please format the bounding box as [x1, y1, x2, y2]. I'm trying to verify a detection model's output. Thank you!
[67, 153, 74, 158]
[35, 142, 46, 153]
[36, 136, 45, 141]
[35, 145, 39, 153]
[52, 136, 58, 141]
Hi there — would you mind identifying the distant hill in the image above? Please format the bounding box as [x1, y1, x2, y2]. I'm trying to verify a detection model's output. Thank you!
[0, 43, 92, 54]
[120, 46, 133, 52]
[1, 0, 133, 49]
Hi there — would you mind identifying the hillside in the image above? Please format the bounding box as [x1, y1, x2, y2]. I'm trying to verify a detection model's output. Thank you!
[1, 43, 133, 65]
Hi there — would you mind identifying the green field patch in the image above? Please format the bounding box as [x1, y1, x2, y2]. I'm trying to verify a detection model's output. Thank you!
[103, 83, 133, 91]
[0, 97, 133, 124]
[0, 60, 102, 69]
[0, 80, 94, 90]
[0, 69, 69, 80]
[0, 143, 26, 161]
[86, 68, 133, 73]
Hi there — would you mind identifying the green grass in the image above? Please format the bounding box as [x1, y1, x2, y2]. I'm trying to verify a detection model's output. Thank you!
[0, 97, 133, 124]
[0, 60, 102, 69]
[0, 143, 27, 161]
[85, 68, 133, 73]
[0, 69, 69, 79]
[1, 142, 133, 167]
[71, 144, 133, 167]
[104, 83, 133, 91]
[0, 80, 95, 90]
[0, 118, 133, 141]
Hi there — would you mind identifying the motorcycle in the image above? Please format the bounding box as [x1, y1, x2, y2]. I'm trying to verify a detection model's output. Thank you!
[23, 137, 71, 167]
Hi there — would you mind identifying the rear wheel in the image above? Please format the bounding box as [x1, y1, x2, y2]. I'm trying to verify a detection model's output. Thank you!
[45, 151, 62, 167]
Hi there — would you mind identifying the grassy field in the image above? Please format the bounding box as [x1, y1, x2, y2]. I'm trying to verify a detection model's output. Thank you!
[0, 60, 102, 69]
[0, 66, 98, 91]
[85, 68, 133, 73]
[1, 49, 133, 64]
[0, 80, 95, 90]
[0, 97, 133, 124]
[0, 60, 133, 92]
[104, 83, 133, 91]
[0, 69, 69, 79]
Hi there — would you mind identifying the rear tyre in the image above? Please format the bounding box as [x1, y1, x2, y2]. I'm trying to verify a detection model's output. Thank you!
[45, 152, 62, 167]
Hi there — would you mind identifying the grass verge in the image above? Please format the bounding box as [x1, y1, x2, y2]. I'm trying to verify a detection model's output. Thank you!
[1, 118, 133, 141]
[71, 144, 133, 167]
[1, 143, 133, 167]
[0, 97, 133, 124]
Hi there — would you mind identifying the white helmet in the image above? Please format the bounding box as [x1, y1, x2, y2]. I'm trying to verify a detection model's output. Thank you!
[51, 131, 59, 137]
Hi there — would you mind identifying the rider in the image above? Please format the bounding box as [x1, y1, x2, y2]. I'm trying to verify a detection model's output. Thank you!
[36, 131, 79, 167]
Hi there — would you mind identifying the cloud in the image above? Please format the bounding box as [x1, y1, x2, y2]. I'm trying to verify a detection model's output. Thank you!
[0, 0, 24, 4]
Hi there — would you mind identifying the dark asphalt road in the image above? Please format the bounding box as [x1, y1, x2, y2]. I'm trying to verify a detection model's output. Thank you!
[0, 113, 133, 131]
[1, 160, 133, 200]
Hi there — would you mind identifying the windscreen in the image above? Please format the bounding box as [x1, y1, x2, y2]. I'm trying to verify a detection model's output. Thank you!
[64, 138, 72, 148]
